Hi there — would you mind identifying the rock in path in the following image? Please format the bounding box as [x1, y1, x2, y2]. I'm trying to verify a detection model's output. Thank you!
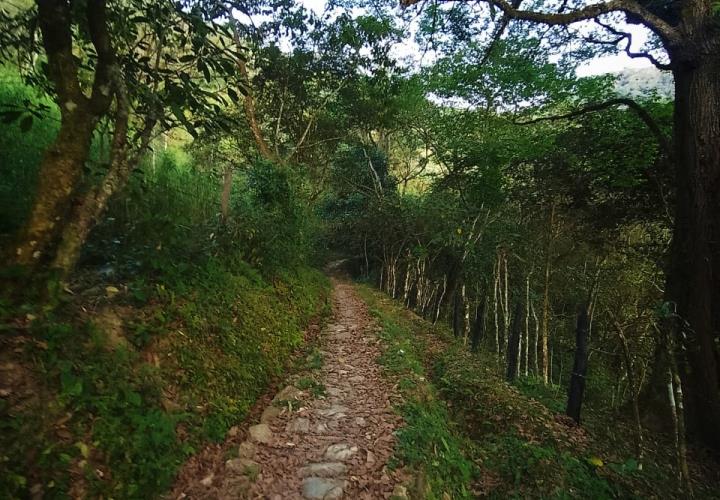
[287, 417, 312, 433]
[261, 405, 283, 423]
[324, 443, 358, 461]
[238, 441, 256, 459]
[302, 477, 347, 499]
[317, 405, 349, 418]
[226, 458, 260, 476]
[248, 423, 273, 444]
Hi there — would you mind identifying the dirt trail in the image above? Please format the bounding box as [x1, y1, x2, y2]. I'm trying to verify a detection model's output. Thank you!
[174, 278, 406, 499]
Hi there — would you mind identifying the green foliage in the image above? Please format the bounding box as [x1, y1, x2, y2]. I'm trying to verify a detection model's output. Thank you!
[515, 377, 565, 414]
[227, 160, 320, 270]
[0, 109, 330, 495]
[295, 376, 326, 397]
[481, 435, 618, 499]
[303, 347, 325, 371]
[0, 67, 58, 233]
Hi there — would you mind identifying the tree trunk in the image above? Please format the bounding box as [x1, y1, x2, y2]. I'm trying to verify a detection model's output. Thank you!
[668, 360, 692, 494]
[665, 49, 720, 451]
[12, 111, 95, 268]
[11, 0, 119, 277]
[403, 257, 412, 306]
[541, 202, 555, 383]
[502, 251, 510, 357]
[452, 286, 463, 338]
[614, 319, 644, 467]
[531, 301, 539, 375]
[493, 260, 500, 358]
[221, 166, 233, 222]
[434, 274, 446, 324]
[413, 258, 424, 311]
[463, 285, 470, 342]
[566, 305, 590, 424]
[524, 273, 530, 376]
[506, 303, 522, 382]
[52, 157, 132, 273]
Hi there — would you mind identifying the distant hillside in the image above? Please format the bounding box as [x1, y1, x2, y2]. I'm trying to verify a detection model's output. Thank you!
[614, 66, 674, 99]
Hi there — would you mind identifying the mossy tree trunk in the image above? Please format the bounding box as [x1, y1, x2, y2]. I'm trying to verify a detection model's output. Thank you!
[11, 0, 115, 273]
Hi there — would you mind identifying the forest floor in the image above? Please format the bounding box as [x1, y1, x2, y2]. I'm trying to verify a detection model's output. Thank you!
[169, 274, 720, 499]
[171, 277, 410, 499]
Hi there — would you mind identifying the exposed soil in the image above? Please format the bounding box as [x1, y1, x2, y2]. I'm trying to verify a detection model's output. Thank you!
[171, 278, 407, 499]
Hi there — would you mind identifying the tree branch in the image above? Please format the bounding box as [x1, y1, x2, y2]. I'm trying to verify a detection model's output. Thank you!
[36, 0, 85, 106]
[477, 0, 523, 67]
[514, 97, 672, 158]
[86, 0, 115, 114]
[224, 6, 278, 162]
[594, 19, 671, 70]
[288, 79, 346, 160]
[401, 0, 680, 46]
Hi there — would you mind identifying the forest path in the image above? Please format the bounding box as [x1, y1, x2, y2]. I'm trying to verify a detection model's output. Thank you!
[176, 277, 407, 499]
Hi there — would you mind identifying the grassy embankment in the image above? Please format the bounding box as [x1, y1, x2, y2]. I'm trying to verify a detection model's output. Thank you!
[357, 284, 719, 499]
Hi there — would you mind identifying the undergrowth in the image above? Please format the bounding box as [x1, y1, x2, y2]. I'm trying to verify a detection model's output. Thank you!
[355, 285, 719, 499]
[0, 261, 329, 499]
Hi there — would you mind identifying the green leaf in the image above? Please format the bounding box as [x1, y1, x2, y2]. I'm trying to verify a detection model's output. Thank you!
[61, 371, 83, 397]
[623, 458, 639, 472]
[126, 390, 142, 407]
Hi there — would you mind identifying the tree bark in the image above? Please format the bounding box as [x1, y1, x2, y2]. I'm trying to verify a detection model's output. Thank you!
[13, 113, 95, 266]
[493, 258, 500, 358]
[524, 273, 530, 376]
[665, 47, 720, 451]
[11, 0, 114, 270]
[502, 250, 510, 357]
[531, 301, 539, 375]
[463, 284, 470, 342]
[434, 274, 447, 324]
[566, 305, 590, 424]
[221, 166, 233, 222]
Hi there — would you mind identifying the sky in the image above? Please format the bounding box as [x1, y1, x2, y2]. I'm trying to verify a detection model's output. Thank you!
[298, 0, 659, 77]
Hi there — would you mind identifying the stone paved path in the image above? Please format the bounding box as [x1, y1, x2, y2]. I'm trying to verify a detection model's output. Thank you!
[177, 278, 407, 499]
